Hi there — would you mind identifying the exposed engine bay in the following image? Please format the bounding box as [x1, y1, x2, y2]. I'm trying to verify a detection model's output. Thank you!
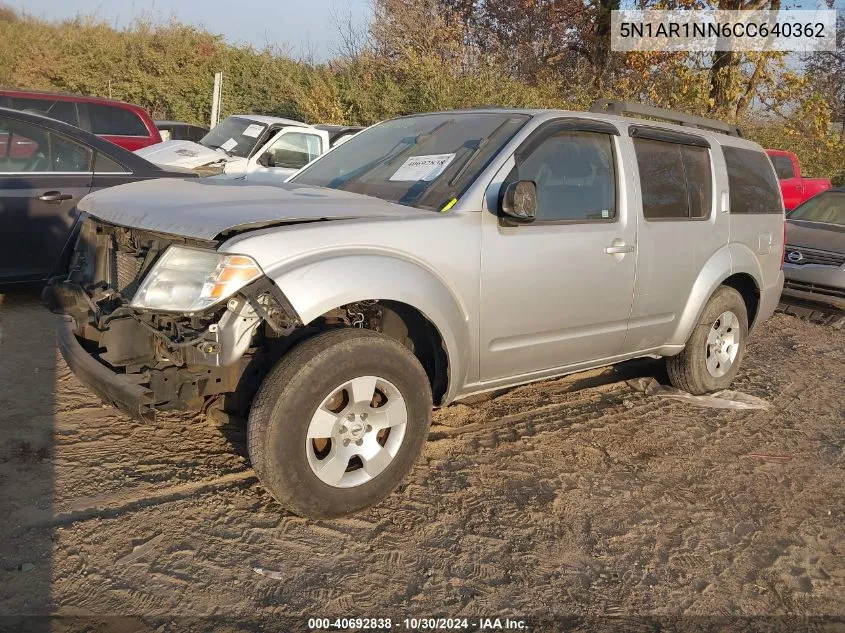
[46, 217, 304, 417]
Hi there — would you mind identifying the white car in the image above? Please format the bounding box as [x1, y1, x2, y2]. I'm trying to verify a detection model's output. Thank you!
[136, 114, 331, 180]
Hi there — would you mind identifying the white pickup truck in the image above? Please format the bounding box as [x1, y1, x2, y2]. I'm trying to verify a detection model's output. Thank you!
[136, 115, 355, 180]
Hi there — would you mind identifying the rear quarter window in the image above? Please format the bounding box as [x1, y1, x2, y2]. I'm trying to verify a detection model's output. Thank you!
[94, 152, 129, 173]
[88, 103, 149, 137]
[723, 146, 782, 214]
[770, 154, 795, 180]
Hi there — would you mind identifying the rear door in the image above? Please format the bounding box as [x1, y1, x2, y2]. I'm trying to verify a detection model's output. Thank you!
[622, 127, 727, 352]
[0, 115, 93, 283]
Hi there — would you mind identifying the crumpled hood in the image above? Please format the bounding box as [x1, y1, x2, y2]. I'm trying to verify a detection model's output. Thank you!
[77, 177, 431, 240]
[786, 219, 845, 255]
[135, 140, 235, 170]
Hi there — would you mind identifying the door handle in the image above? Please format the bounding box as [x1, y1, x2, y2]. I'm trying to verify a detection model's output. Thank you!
[38, 191, 73, 203]
[605, 243, 635, 254]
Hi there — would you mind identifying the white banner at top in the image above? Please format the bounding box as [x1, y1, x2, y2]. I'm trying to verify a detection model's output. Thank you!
[611, 10, 837, 53]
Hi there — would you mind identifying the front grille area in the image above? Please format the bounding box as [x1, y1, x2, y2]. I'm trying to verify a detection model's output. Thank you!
[114, 249, 145, 295]
[73, 219, 158, 300]
[784, 279, 845, 300]
[785, 246, 845, 268]
[69, 217, 219, 308]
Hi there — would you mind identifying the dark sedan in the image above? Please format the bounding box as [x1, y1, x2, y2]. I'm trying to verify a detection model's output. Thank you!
[0, 107, 193, 286]
[781, 187, 845, 320]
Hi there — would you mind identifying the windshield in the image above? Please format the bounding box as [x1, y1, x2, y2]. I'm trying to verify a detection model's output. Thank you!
[789, 191, 845, 226]
[290, 112, 530, 210]
[199, 116, 267, 158]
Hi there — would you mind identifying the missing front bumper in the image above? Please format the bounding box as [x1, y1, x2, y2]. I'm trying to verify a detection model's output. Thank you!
[57, 317, 156, 420]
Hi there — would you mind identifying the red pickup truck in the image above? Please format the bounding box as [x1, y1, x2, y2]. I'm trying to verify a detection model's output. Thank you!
[766, 149, 832, 211]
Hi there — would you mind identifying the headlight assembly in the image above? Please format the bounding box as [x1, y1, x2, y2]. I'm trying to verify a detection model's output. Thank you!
[130, 246, 263, 312]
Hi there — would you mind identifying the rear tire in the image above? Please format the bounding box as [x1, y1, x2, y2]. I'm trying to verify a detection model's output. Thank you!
[247, 328, 432, 519]
[666, 286, 748, 395]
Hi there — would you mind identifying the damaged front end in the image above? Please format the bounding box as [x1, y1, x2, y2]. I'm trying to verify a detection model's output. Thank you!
[46, 216, 299, 420]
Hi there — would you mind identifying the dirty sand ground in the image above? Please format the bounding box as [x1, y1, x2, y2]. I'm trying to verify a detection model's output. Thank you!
[0, 291, 842, 632]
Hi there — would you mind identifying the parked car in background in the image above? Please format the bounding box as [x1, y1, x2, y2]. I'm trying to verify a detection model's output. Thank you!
[155, 120, 209, 143]
[0, 89, 162, 151]
[315, 124, 364, 147]
[0, 107, 192, 286]
[781, 187, 845, 320]
[137, 114, 330, 180]
[47, 102, 785, 519]
[766, 149, 832, 211]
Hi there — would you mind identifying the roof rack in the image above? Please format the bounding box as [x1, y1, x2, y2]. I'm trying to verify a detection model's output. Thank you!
[590, 99, 743, 138]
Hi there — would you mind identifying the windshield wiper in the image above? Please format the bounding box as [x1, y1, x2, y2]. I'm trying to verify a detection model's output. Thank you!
[327, 120, 456, 189]
[400, 118, 519, 208]
[445, 118, 515, 186]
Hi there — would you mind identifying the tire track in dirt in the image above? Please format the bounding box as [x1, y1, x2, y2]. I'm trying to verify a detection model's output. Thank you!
[1, 294, 843, 622]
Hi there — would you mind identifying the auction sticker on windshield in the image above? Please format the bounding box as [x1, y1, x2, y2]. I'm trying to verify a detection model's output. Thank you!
[220, 138, 238, 152]
[390, 154, 455, 182]
[243, 124, 264, 138]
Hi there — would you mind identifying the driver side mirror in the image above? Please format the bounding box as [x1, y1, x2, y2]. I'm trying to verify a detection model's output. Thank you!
[257, 151, 276, 168]
[499, 180, 537, 222]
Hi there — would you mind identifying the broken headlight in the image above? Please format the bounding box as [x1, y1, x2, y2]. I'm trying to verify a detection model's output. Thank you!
[130, 246, 263, 313]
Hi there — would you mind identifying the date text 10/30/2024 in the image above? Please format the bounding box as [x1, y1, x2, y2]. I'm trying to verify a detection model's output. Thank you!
[307, 617, 529, 630]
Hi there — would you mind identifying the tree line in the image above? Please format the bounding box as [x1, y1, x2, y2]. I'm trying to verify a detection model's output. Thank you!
[0, 1, 842, 180]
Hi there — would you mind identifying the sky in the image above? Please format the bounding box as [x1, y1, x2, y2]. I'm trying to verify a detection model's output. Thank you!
[5, 0, 373, 61]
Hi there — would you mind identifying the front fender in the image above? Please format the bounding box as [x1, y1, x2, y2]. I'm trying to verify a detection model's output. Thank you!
[266, 253, 471, 403]
[667, 244, 763, 347]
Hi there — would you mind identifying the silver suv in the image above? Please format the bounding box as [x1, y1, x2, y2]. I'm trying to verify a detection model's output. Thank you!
[47, 101, 785, 519]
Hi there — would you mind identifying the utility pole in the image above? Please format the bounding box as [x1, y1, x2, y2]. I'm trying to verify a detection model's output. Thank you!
[210, 72, 223, 128]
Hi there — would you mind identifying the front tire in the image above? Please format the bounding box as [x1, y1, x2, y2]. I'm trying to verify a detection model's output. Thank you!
[247, 328, 432, 519]
[666, 286, 748, 394]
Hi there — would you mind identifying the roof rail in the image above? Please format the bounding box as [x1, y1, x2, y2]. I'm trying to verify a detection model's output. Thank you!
[589, 99, 743, 138]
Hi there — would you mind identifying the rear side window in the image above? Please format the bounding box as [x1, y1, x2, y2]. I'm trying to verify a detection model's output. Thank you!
[52, 133, 93, 171]
[94, 152, 129, 173]
[682, 145, 712, 218]
[88, 103, 148, 136]
[634, 138, 712, 220]
[723, 147, 782, 214]
[9, 97, 80, 127]
[770, 154, 795, 180]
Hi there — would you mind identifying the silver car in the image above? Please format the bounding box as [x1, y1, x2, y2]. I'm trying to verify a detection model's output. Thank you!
[47, 101, 785, 519]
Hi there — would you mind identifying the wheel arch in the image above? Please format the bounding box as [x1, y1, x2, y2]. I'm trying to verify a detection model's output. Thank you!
[266, 254, 471, 405]
[668, 245, 763, 346]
